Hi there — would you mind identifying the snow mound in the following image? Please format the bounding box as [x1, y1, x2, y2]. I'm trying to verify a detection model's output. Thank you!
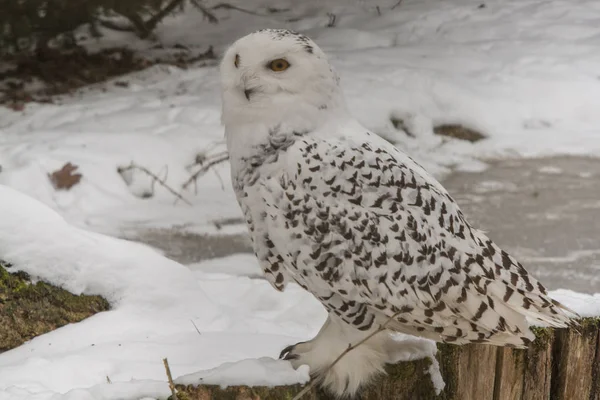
[176, 357, 310, 388]
[549, 290, 600, 318]
[0, 185, 325, 400]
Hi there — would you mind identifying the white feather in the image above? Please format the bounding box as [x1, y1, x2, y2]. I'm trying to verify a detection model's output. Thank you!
[221, 29, 577, 397]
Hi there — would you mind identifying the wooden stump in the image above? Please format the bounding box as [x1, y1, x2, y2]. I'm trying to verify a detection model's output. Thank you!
[174, 318, 600, 400]
[438, 342, 497, 400]
[552, 319, 600, 400]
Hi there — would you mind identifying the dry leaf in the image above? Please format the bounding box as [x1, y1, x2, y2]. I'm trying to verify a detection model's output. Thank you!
[49, 162, 82, 190]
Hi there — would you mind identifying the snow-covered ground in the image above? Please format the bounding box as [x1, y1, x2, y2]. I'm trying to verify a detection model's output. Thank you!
[0, 184, 598, 400]
[1, 0, 600, 398]
[0, 186, 319, 400]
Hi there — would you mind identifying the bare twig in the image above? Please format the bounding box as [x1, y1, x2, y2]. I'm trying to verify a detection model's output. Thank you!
[149, 164, 169, 195]
[212, 217, 245, 230]
[186, 149, 228, 170]
[190, 0, 219, 23]
[117, 163, 192, 206]
[291, 312, 401, 400]
[391, 0, 404, 10]
[211, 165, 226, 191]
[121, 12, 152, 38]
[191, 319, 202, 336]
[144, 0, 185, 34]
[327, 13, 337, 28]
[98, 19, 136, 32]
[181, 153, 229, 191]
[163, 358, 178, 400]
[212, 3, 267, 16]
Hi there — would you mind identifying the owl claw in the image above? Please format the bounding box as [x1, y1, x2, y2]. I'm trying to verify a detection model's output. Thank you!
[279, 341, 309, 360]
[279, 344, 295, 359]
[283, 352, 299, 360]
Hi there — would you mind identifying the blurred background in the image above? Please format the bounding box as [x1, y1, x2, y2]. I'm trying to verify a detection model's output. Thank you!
[1, 0, 599, 293]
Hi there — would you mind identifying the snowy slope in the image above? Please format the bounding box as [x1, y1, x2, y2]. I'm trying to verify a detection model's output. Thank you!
[0, 186, 319, 400]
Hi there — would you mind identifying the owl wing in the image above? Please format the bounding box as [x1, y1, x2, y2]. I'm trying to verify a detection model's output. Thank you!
[257, 135, 575, 346]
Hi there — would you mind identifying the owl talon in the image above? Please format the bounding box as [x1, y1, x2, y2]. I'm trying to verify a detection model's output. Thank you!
[283, 352, 299, 361]
[279, 341, 309, 360]
[279, 344, 295, 359]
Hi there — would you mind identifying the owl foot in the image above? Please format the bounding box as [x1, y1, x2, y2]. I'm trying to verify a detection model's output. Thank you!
[278, 315, 392, 398]
[279, 340, 310, 362]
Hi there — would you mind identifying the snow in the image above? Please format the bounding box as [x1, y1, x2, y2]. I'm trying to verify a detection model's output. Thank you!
[0, 185, 599, 399]
[175, 358, 310, 387]
[549, 290, 600, 318]
[385, 334, 444, 395]
[187, 253, 263, 278]
[1, 0, 600, 398]
[0, 185, 326, 399]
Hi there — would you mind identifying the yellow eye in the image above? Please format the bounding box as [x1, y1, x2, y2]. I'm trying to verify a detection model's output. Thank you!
[269, 59, 290, 72]
[234, 54, 240, 68]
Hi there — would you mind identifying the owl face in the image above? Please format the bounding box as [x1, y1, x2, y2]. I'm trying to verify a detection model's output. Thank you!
[220, 29, 342, 126]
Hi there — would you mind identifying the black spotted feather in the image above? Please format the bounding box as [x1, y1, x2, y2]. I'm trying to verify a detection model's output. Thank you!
[238, 133, 577, 347]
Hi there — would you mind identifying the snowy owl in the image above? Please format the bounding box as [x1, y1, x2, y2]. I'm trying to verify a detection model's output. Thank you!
[220, 29, 576, 397]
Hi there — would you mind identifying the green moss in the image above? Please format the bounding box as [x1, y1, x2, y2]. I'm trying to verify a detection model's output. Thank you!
[0, 262, 110, 352]
[530, 326, 554, 351]
[380, 358, 440, 399]
[436, 343, 459, 400]
[168, 392, 191, 400]
[511, 347, 526, 369]
[0, 266, 30, 294]
[173, 384, 312, 400]
[579, 317, 600, 330]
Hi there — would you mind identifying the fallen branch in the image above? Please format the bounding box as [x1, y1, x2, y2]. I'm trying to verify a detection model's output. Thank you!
[327, 13, 337, 28]
[212, 217, 245, 230]
[185, 148, 227, 169]
[181, 152, 229, 191]
[143, 0, 185, 36]
[191, 319, 202, 336]
[163, 358, 178, 400]
[212, 3, 268, 16]
[291, 312, 401, 400]
[98, 19, 136, 32]
[117, 163, 192, 206]
[114, 0, 184, 39]
[190, 0, 219, 23]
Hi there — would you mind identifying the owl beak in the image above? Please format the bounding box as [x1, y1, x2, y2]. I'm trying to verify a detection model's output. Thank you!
[244, 87, 255, 101]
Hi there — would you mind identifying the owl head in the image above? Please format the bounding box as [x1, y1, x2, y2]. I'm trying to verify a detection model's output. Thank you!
[220, 29, 345, 128]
